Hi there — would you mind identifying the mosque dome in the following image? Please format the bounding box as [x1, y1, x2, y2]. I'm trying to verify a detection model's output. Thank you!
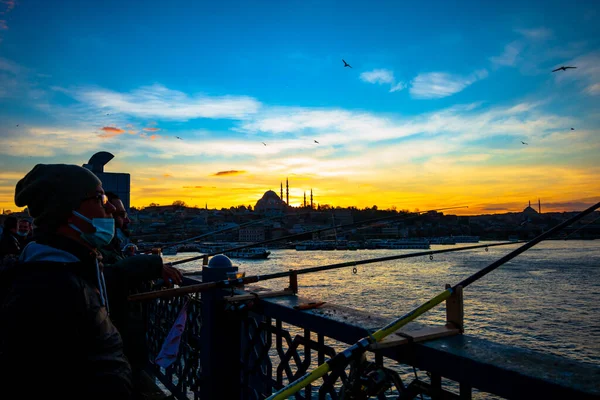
[255, 190, 286, 213]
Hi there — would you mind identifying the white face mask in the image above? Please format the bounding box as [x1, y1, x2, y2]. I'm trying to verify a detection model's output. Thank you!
[69, 211, 115, 248]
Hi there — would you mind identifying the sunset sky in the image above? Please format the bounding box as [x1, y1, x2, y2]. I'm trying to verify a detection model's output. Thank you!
[0, 0, 599, 215]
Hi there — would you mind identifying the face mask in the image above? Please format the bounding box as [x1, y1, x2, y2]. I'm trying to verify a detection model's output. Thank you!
[17, 231, 28, 237]
[70, 211, 115, 248]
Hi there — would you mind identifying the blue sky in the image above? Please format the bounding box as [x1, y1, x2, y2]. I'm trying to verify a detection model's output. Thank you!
[0, 0, 599, 213]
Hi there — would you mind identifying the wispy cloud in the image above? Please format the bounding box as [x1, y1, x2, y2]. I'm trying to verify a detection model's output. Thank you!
[410, 69, 488, 99]
[0, 1, 16, 13]
[0, 0, 16, 41]
[0, 57, 20, 74]
[360, 68, 406, 93]
[360, 69, 394, 84]
[214, 170, 246, 176]
[490, 27, 555, 69]
[514, 28, 553, 40]
[99, 126, 126, 138]
[490, 41, 523, 66]
[143, 127, 160, 132]
[68, 84, 262, 121]
[390, 82, 406, 93]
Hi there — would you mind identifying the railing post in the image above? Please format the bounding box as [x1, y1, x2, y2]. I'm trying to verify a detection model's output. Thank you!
[445, 284, 464, 332]
[200, 258, 242, 399]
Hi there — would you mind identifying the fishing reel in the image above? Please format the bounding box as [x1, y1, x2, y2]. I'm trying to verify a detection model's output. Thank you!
[340, 353, 405, 400]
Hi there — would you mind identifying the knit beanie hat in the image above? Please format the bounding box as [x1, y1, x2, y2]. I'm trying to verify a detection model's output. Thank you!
[14, 164, 102, 230]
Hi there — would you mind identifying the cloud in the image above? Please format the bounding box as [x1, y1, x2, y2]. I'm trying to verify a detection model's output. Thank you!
[390, 82, 406, 93]
[163, 174, 172, 178]
[490, 41, 522, 66]
[214, 170, 246, 176]
[0, 0, 16, 40]
[69, 84, 261, 121]
[0, 1, 16, 12]
[360, 69, 406, 93]
[0, 57, 20, 74]
[410, 69, 488, 99]
[360, 69, 395, 84]
[587, 83, 600, 95]
[98, 126, 126, 138]
[143, 127, 160, 132]
[514, 28, 553, 40]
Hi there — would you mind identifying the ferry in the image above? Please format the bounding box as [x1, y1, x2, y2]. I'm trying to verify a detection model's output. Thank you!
[199, 243, 271, 259]
[224, 247, 271, 259]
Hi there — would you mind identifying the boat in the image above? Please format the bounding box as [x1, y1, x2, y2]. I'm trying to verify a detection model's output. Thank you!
[199, 243, 271, 259]
[160, 246, 178, 256]
[224, 247, 271, 259]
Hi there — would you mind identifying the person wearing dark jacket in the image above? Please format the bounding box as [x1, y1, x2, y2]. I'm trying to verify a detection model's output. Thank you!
[101, 192, 182, 397]
[0, 216, 21, 257]
[0, 164, 133, 400]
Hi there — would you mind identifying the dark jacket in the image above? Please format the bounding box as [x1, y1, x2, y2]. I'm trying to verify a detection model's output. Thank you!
[0, 230, 21, 257]
[101, 245, 163, 374]
[0, 235, 133, 399]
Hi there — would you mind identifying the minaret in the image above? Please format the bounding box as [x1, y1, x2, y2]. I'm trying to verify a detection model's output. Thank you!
[304, 191, 306, 207]
[286, 177, 289, 206]
[538, 199, 541, 214]
[529, 200, 531, 207]
[280, 182, 283, 201]
[205, 202, 207, 210]
[310, 189, 313, 209]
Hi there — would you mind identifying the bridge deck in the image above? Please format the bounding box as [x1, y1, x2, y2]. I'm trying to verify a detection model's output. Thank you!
[257, 290, 600, 399]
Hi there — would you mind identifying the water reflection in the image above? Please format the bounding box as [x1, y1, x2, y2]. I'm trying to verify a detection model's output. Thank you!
[165, 240, 600, 365]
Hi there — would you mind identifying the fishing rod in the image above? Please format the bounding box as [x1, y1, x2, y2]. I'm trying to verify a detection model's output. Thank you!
[266, 200, 600, 400]
[168, 205, 469, 267]
[128, 240, 524, 302]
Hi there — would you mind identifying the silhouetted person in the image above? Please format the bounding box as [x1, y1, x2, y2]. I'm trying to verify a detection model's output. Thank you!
[0, 164, 132, 399]
[0, 216, 20, 257]
[101, 192, 182, 398]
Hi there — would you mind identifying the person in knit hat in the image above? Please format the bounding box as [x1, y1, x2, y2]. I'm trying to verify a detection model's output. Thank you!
[0, 164, 133, 399]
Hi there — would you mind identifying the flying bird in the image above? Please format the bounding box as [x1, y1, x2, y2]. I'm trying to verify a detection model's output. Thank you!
[262, 142, 267, 146]
[314, 140, 319, 144]
[552, 66, 576, 72]
[521, 141, 528, 145]
[571, 128, 575, 131]
[176, 136, 183, 140]
[342, 59, 352, 68]
[16, 124, 19, 127]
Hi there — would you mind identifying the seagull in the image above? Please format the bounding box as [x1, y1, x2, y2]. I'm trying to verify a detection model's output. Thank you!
[552, 66, 577, 72]
[521, 141, 528, 145]
[314, 140, 319, 144]
[176, 136, 183, 140]
[262, 142, 267, 146]
[342, 59, 352, 68]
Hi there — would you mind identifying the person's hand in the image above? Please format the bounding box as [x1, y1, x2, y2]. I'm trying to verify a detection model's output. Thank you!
[161, 262, 183, 287]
